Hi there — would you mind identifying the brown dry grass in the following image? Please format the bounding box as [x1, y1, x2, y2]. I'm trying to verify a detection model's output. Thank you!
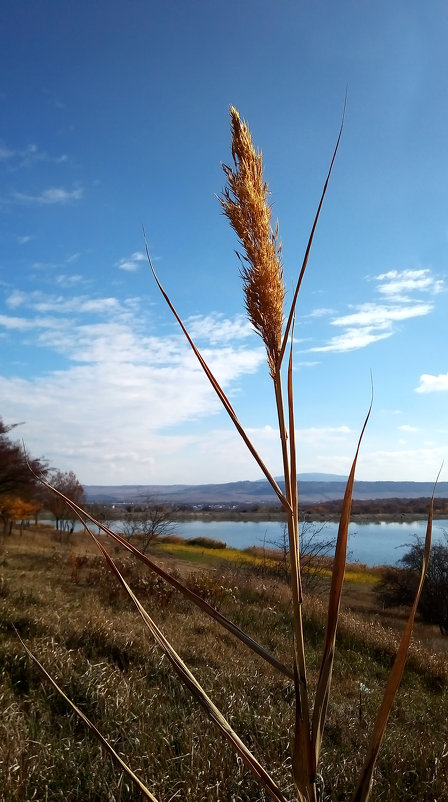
[1, 524, 447, 800]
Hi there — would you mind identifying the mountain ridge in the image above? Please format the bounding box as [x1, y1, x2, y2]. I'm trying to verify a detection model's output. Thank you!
[84, 475, 448, 505]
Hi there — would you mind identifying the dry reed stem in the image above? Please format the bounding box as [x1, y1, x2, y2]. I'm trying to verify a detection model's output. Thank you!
[143, 232, 289, 513]
[26, 464, 294, 679]
[81, 523, 289, 802]
[312, 398, 372, 773]
[221, 107, 285, 376]
[352, 480, 438, 802]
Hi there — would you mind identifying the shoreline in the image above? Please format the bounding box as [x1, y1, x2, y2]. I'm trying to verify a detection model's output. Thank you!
[171, 510, 445, 525]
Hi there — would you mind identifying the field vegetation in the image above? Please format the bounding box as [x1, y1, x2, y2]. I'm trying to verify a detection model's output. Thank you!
[0, 524, 447, 801]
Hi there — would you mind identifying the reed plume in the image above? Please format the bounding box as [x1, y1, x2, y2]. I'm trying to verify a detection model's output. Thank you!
[221, 106, 285, 376]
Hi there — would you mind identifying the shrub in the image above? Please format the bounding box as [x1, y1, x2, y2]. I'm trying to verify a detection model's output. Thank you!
[187, 536, 227, 549]
[378, 537, 448, 636]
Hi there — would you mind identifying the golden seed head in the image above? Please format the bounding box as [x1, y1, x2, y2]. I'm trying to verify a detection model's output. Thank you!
[221, 107, 285, 376]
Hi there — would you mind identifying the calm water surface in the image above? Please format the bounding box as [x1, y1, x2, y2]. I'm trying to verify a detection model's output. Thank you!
[173, 519, 448, 566]
[60, 517, 448, 567]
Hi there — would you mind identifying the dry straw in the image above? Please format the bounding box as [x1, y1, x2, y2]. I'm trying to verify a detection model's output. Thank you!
[24, 105, 436, 802]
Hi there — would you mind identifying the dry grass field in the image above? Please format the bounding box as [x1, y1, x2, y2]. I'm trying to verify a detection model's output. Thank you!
[0, 524, 447, 801]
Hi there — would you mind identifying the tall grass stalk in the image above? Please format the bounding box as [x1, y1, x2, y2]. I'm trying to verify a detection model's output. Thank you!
[24, 106, 436, 802]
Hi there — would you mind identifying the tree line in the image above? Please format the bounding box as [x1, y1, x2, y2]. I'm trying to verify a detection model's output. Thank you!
[0, 418, 84, 535]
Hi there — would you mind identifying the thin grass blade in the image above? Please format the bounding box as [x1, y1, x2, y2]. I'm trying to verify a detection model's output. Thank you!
[278, 93, 346, 369]
[311, 396, 372, 769]
[28, 465, 293, 680]
[16, 631, 159, 801]
[143, 233, 289, 512]
[286, 329, 314, 799]
[352, 476, 439, 802]
[82, 522, 290, 802]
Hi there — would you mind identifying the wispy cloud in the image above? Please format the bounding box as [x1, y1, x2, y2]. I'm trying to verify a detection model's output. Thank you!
[6, 290, 122, 316]
[415, 373, 448, 393]
[332, 302, 433, 329]
[375, 269, 444, 300]
[310, 268, 443, 353]
[13, 187, 83, 205]
[0, 144, 15, 162]
[308, 307, 335, 318]
[54, 274, 86, 288]
[0, 141, 67, 170]
[187, 313, 252, 343]
[116, 251, 146, 271]
[310, 327, 392, 353]
[0, 314, 34, 331]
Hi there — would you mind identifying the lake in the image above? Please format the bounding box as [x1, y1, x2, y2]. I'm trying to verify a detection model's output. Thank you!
[54, 517, 448, 567]
[171, 518, 448, 566]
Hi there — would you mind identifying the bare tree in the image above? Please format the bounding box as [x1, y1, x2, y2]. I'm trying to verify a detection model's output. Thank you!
[86, 503, 115, 534]
[43, 470, 85, 535]
[120, 498, 175, 554]
[264, 517, 337, 592]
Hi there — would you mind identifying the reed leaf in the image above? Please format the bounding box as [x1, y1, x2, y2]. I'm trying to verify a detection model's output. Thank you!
[286, 331, 314, 801]
[143, 233, 289, 513]
[352, 476, 439, 802]
[311, 396, 372, 771]
[16, 632, 159, 801]
[277, 94, 346, 370]
[27, 465, 293, 680]
[79, 522, 289, 802]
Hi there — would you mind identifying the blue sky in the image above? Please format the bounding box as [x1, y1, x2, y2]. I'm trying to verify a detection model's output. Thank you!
[1, 1, 448, 486]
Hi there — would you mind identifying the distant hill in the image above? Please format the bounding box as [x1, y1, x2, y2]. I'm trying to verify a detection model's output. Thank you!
[84, 476, 448, 506]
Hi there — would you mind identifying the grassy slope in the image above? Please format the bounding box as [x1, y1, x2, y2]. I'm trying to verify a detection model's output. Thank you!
[0, 525, 447, 801]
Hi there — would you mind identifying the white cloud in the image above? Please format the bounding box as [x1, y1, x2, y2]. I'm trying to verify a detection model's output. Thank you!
[6, 290, 122, 316]
[187, 313, 252, 343]
[66, 252, 81, 264]
[13, 187, 83, 204]
[55, 274, 85, 288]
[310, 327, 391, 353]
[415, 373, 448, 393]
[116, 251, 146, 271]
[0, 312, 68, 334]
[353, 446, 447, 482]
[0, 325, 266, 483]
[0, 143, 15, 161]
[296, 361, 319, 368]
[0, 141, 67, 169]
[0, 314, 34, 331]
[375, 269, 444, 300]
[332, 302, 432, 328]
[398, 425, 419, 432]
[308, 307, 335, 318]
[311, 267, 442, 353]
[0, 298, 266, 480]
[6, 290, 26, 309]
